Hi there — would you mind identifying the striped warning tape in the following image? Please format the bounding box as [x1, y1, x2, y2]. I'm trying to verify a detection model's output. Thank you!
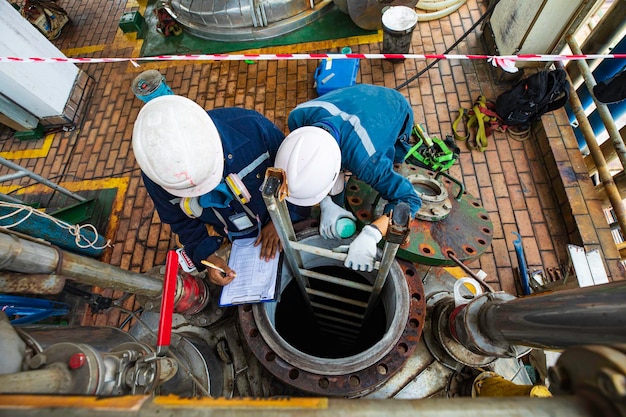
[1, 53, 625, 72]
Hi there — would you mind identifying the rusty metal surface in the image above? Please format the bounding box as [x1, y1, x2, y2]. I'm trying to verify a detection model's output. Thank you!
[0, 273, 66, 294]
[423, 292, 462, 370]
[432, 298, 496, 368]
[238, 259, 425, 397]
[452, 292, 520, 358]
[345, 164, 493, 266]
[365, 339, 453, 399]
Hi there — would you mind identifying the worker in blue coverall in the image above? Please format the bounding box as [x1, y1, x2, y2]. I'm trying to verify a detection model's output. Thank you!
[275, 84, 422, 272]
[132, 95, 290, 286]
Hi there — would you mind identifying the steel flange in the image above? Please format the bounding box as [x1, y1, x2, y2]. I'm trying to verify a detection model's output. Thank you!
[238, 255, 425, 398]
[345, 163, 493, 266]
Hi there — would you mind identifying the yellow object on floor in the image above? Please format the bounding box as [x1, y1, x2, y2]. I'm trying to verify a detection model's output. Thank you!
[472, 371, 552, 397]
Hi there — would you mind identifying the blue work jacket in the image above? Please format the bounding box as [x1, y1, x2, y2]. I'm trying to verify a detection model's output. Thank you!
[142, 108, 285, 269]
[288, 84, 422, 216]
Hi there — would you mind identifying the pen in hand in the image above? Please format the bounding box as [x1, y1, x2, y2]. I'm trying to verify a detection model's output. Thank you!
[201, 260, 237, 278]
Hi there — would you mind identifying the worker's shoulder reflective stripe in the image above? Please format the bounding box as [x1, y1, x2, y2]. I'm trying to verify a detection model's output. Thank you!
[295, 101, 375, 157]
[169, 197, 181, 205]
[237, 151, 269, 179]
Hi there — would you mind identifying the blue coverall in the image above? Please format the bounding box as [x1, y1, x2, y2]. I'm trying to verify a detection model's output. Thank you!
[142, 107, 285, 269]
[287, 84, 422, 216]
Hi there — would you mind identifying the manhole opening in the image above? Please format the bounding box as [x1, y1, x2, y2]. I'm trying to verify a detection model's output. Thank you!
[275, 266, 387, 359]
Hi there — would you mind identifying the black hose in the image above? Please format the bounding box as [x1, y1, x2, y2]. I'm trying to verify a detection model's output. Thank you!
[119, 307, 144, 329]
[396, 0, 502, 90]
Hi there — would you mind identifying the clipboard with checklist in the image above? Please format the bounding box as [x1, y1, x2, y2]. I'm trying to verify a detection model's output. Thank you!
[218, 237, 280, 307]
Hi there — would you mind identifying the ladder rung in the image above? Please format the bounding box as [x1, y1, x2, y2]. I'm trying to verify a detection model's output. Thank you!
[321, 334, 357, 345]
[310, 301, 365, 320]
[317, 322, 360, 338]
[300, 268, 373, 292]
[306, 288, 368, 308]
[290, 240, 381, 270]
[318, 332, 356, 345]
[315, 312, 362, 328]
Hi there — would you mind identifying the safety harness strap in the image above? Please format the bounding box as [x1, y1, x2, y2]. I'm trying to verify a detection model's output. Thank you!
[453, 95, 504, 152]
[404, 124, 459, 171]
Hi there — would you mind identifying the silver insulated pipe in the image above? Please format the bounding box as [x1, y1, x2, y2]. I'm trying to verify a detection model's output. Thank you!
[0, 230, 163, 297]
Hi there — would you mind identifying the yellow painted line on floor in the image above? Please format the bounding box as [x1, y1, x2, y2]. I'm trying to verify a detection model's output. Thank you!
[58, 15, 381, 73]
[0, 133, 54, 159]
[63, 3, 147, 63]
[154, 395, 328, 409]
[0, 177, 130, 242]
[235, 31, 382, 55]
[126, 0, 146, 9]
[125, 31, 383, 72]
[62, 44, 107, 57]
[114, 0, 149, 60]
[0, 395, 149, 410]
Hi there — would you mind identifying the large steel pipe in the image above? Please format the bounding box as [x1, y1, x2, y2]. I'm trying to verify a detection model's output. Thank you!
[0, 231, 163, 297]
[0, 363, 71, 393]
[480, 280, 626, 350]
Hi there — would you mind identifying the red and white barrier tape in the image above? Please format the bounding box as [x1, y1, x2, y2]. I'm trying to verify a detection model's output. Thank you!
[1, 53, 625, 73]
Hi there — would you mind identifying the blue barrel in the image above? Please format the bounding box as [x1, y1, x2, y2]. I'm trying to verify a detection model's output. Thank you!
[132, 70, 174, 103]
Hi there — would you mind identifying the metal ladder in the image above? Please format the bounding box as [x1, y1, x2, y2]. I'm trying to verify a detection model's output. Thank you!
[0, 156, 86, 204]
[261, 168, 411, 344]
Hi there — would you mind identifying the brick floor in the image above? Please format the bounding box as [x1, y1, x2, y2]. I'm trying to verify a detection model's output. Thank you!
[1, 0, 623, 326]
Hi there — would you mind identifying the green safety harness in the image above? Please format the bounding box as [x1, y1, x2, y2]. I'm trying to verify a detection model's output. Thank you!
[403, 124, 460, 171]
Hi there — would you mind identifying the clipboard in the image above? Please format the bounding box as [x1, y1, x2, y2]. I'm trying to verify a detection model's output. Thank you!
[219, 237, 281, 307]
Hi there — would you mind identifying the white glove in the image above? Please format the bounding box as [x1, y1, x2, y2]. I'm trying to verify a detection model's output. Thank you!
[342, 225, 382, 272]
[319, 195, 356, 239]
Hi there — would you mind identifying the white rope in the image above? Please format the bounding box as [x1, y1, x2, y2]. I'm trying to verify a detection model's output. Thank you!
[0, 202, 112, 250]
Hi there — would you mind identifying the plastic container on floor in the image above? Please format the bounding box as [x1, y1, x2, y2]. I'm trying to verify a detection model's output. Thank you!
[382, 6, 418, 59]
[314, 48, 360, 95]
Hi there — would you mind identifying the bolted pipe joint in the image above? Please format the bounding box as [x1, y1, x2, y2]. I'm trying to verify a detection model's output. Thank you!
[449, 292, 523, 358]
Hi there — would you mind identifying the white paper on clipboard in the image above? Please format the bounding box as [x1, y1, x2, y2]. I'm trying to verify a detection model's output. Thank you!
[219, 237, 279, 306]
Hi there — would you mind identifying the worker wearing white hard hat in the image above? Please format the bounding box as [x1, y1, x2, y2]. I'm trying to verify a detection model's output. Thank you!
[132, 95, 291, 286]
[279, 84, 422, 272]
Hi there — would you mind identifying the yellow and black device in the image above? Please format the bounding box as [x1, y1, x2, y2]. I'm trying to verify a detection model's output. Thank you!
[225, 173, 252, 205]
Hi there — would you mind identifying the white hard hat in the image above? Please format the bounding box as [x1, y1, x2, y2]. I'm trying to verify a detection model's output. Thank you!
[132, 95, 223, 197]
[275, 126, 341, 206]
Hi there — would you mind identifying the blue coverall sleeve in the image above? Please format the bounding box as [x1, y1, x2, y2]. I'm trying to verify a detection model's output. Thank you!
[357, 148, 422, 216]
[142, 173, 223, 268]
[287, 107, 314, 132]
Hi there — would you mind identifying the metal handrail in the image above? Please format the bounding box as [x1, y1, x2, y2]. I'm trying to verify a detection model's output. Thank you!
[0, 156, 85, 204]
